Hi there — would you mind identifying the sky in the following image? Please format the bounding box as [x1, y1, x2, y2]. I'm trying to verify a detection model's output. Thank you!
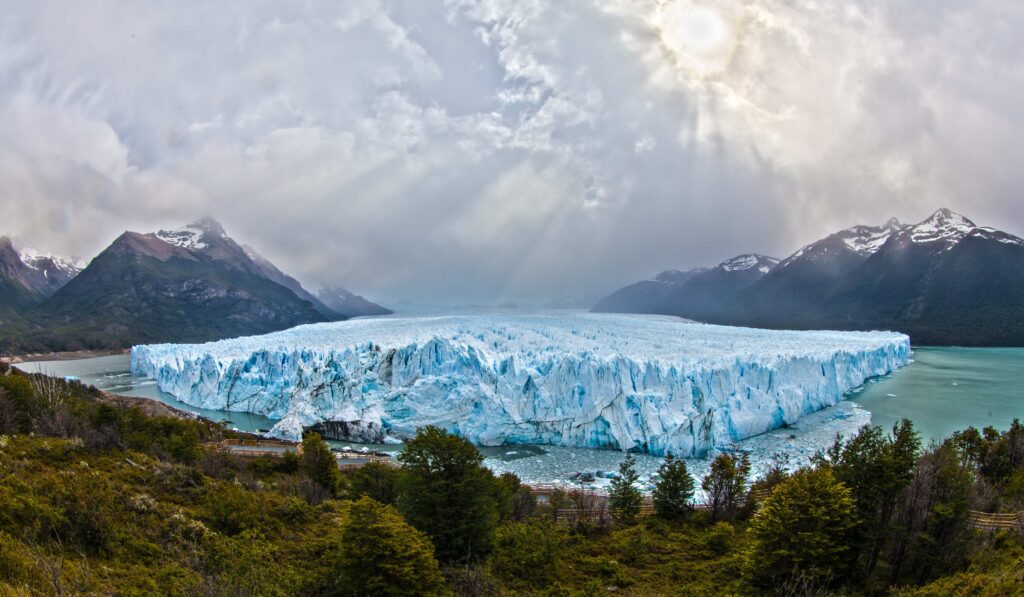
[2, 0, 1023, 304]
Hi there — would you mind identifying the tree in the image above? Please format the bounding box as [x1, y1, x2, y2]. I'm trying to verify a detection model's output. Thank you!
[300, 432, 342, 497]
[324, 497, 443, 596]
[745, 467, 857, 591]
[701, 453, 750, 522]
[652, 453, 695, 520]
[887, 444, 973, 586]
[821, 420, 920, 578]
[490, 518, 568, 588]
[492, 472, 528, 522]
[609, 453, 643, 524]
[397, 426, 500, 564]
[348, 461, 400, 506]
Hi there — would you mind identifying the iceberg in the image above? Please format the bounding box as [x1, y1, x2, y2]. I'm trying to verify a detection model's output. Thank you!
[130, 313, 910, 457]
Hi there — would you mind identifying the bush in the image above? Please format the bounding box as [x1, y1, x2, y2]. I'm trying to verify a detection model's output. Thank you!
[347, 461, 400, 505]
[704, 522, 736, 556]
[301, 433, 343, 497]
[490, 518, 568, 588]
[202, 483, 261, 535]
[745, 467, 857, 590]
[323, 497, 443, 596]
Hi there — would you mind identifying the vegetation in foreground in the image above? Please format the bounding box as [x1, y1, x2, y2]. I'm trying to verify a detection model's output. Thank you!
[1, 362, 1024, 595]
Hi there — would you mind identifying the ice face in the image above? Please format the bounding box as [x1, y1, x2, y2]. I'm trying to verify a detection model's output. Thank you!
[130, 313, 910, 457]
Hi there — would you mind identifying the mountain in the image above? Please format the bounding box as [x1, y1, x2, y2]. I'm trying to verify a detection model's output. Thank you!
[2, 219, 335, 353]
[817, 209, 1024, 345]
[594, 209, 1024, 346]
[241, 244, 340, 318]
[591, 268, 709, 314]
[317, 287, 392, 318]
[738, 218, 908, 326]
[0, 237, 84, 330]
[592, 253, 780, 320]
[0, 237, 83, 300]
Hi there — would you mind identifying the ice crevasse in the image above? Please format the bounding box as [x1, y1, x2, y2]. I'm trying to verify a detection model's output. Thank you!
[130, 313, 911, 457]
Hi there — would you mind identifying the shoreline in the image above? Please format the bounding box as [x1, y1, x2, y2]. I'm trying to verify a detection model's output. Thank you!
[1, 348, 129, 365]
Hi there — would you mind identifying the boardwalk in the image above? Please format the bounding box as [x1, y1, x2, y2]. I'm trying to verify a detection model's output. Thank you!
[968, 510, 1024, 532]
[205, 438, 300, 458]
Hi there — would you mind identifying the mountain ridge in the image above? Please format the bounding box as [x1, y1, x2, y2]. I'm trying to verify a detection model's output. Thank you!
[593, 209, 1024, 346]
[0, 219, 389, 354]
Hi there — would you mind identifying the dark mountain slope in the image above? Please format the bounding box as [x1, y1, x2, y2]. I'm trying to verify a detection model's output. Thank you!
[317, 287, 392, 318]
[1, 220, 334, 353]
[592, 268, 708, 315]
[593, 209, 1024, 346]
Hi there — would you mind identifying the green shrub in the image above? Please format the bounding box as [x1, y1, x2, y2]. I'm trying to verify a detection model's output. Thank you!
[301, 433, 342, 497]
[347, 461, 400, 505]
[322, 497, 443, 596]
[745, 467, 857, 590]
[490, 518, 568, 588]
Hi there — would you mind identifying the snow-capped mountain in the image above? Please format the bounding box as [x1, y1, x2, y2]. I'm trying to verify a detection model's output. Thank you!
[18, 248, 85, 289]
[594, 209, 1024, 345]
[719, 254, 780, 274]
[0, 237, 83, 298]
[779, 217, 906, 268]
[4, 219, 338, 353]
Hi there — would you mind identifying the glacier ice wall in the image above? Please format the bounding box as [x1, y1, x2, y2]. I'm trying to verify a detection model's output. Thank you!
[130, 313, 910, 457]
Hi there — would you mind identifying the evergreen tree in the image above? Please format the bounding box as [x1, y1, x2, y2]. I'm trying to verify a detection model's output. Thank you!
[745, 467, 857, 591]
[701, 453, 751, 522]
[887, 444, 973, 586]
[397, 426, 500, 564]
[325, 497, 444, 596]
[609, 453, 643, 524]
[652, 453, 695, 520]
[300, 432, 342, 497]
[823, 419, 920, 578]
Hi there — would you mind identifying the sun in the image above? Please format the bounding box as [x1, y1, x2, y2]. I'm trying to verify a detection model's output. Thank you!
[654, 1, 739, 78]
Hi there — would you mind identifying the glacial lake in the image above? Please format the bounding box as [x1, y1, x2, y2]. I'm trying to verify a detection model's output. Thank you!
[14, 347, 1024, 488]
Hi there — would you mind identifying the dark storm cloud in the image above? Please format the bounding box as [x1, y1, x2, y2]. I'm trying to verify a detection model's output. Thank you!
[1, 0, 1022, 303]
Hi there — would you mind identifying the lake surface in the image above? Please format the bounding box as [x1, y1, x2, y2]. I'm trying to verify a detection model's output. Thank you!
[847, 347, 1024, 444]
[15, 346, 1024, 486]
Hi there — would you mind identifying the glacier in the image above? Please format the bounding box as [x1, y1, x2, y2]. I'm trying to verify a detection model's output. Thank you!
[130, 313, 910, 457]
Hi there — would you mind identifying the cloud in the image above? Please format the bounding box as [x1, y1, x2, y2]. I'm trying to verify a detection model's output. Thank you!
[1, 0, 1022, 302]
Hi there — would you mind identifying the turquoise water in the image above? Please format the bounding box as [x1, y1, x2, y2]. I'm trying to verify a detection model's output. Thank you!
[14, 354, 277, 433]
[847, 346, 1024, 444]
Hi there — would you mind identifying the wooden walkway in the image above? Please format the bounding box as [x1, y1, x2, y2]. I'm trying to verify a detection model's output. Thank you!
[205, 438, 300, 458]
[968, 510, 1024, 532]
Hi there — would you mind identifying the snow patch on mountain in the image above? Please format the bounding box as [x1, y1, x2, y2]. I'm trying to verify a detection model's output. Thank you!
[131, 313, 910, 457]
[840, 218, 905, 255]
[18, 248, 86, 278]
[156, 227, 208, 250]
[781, 218, 906, 269]
[908, 209, 976, 245]
[719, 254, 779, 272]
